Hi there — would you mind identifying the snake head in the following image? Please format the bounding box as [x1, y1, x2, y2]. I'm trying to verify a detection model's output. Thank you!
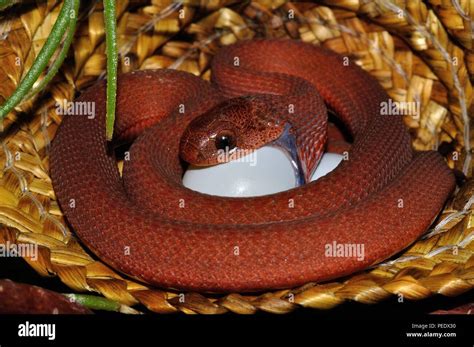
[180, 96, 285, 166]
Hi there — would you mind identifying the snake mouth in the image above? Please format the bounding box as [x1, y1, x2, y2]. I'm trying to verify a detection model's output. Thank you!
[186, 159, 217, 167]
[179, 127, 241, 166]
[179, 142, 220, 167]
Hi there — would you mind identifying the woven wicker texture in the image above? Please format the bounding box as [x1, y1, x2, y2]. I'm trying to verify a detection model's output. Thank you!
[0, 0, 473, 314]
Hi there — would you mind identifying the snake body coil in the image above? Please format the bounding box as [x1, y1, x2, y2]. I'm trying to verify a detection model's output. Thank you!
[51, 39, 455, 292]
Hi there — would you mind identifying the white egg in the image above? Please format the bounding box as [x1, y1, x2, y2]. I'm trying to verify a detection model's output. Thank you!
[310, 152, 344, 181]
[183, 146, 343, 197]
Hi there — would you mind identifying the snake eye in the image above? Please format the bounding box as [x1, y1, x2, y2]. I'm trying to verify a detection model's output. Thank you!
[215, 131, 236, 151]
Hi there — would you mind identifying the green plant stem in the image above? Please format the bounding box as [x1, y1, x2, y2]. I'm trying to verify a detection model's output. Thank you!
[64, 294, 122, 312]
[0, 0, 73, 120]
[26, 0, 80, 99]
[104, 0, 118, 141]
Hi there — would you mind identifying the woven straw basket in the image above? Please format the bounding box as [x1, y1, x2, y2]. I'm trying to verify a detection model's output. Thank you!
[0, 0, 473, 314]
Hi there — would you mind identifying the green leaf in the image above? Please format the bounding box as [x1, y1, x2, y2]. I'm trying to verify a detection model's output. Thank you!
[0, 0, 74, 120]
[104, 0, 118, 141]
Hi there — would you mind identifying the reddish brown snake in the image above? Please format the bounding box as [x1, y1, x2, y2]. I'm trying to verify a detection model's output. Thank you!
[51, 39, 455, 292]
